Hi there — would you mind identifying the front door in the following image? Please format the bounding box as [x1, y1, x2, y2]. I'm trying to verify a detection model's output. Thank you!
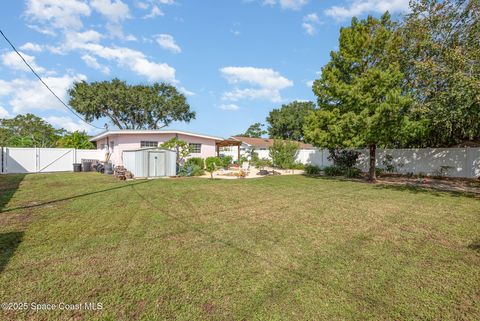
[148, 152, 166, 177]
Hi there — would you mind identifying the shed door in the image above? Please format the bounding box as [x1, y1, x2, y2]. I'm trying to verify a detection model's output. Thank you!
[148, 152, 166, 177]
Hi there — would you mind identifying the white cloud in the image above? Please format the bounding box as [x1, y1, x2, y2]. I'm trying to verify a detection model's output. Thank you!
[78, 43, 176, 82]
[1, 51, 46, 74]
[44, 115, 93, 132]
[262, 0, 308, 10]
[19, 42, 43, 52]
[305, 80, 314, 87]
[26, 24, 57, 36]
[143, 5, 164, 18]
[221, 67, 293, 89]
[220, 67, 293, 103]
[0, 80, 13, 96]
[0, 106, 11, 118]
[65, 29, 103, 46]
[179, 87, 195, 96]
[3, 74, 87, 114]
[154, 34, 181, 54]
[219, 104, 239, 111]
[302, 13, 320, 35]
[25, 0, 91, 30]
[325, 0, 410, 21]
[90, 0, 130, 23]
[105, 23, 137, 41]
[81, 54, 110, 74]
[136, 1, 149, 9]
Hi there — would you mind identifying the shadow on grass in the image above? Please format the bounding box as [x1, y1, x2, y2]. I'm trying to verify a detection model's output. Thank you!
[468, 239, 480, 252]
[301, 174, 479, 199]
[374, 183, 479, 199]
[0, 179, 153, 213]
[0, 174, 26, 211]
[0, 231, 23, 273]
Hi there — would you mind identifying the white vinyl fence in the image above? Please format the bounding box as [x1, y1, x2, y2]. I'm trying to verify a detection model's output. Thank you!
[1, 147, 105, 174]
[250, 147, 480, 179]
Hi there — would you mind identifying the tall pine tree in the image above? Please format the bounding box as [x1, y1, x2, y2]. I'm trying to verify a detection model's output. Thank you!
[304, 13, 417, 181]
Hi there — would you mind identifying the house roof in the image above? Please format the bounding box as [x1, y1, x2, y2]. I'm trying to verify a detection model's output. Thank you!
[89, 129, 224, 142]
[231, 136, 315, 149]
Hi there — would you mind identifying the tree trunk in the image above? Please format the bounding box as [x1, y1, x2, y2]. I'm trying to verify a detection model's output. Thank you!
[368, 144, 376, 182]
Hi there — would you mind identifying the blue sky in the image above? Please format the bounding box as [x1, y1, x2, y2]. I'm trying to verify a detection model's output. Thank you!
[0, 0, 409, 138]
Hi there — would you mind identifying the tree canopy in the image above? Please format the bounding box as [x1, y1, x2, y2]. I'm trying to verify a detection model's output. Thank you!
[56, 131, 95, 149]
[0, 114, 64, 148]
[266, 101, 315, 142]
[304, 13, 416, 180]
[401, 0, 480, 147]
[239, 123, 267, 138]
[68, 79, 195, 130]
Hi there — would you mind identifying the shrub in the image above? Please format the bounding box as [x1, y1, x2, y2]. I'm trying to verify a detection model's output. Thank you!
[375, 167, 384, 177]
[304, 164, 321, 175]
[221, 155, 233, 168]
[344, 167, 362, 178]
[178, 164, 204, 177]
[382, 154, 396, 173]
[186, 157, 204, 169]
[252, 158, 272, 169]
[328, 148, 360, 169]
[269, 140, 299, 169]
[291, 162, 305, 170]
[205, 156, 223, 178]
[324, 166, 344, 176]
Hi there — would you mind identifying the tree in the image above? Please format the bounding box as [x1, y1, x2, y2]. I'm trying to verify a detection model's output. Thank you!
[57, 131, 95, 149]
[268, 140, 299, 169]
[205, 156, 222, 179]
[68, 79, 195, 129]
[0, 114, 64, 147]
[160, 137, 192, 165]
[266, 101, 315, 142]
[401, 0, 480, 147]
[239, 123, 267, 138]
[304, 13, 415, 181]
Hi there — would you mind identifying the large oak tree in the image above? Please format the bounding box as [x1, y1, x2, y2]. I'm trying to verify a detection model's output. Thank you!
[68, 79, 195, 130]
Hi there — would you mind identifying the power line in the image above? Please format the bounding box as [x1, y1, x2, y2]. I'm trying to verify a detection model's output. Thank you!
[0, 29, 104, 130]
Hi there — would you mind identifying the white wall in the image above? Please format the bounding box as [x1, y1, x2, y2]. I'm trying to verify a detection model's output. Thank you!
[1, 147, 104, 173]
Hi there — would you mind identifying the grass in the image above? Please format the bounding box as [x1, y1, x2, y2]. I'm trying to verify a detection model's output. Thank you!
[0, 173, 479, 320]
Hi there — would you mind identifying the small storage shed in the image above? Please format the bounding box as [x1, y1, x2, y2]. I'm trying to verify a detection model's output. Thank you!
[123, 148, 176, 178]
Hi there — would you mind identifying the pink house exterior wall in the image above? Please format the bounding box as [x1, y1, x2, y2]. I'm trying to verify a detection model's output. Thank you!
[95, 133, 218, 166]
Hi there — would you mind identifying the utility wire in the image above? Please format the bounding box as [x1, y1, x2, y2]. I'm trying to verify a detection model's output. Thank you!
[0, 29, 104, 130]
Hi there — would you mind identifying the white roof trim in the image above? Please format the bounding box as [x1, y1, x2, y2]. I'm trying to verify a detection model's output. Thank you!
[89, 130, 224, 142]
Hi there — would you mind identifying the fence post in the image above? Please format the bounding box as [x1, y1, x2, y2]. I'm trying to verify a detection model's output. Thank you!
[35, 147, 39, 173]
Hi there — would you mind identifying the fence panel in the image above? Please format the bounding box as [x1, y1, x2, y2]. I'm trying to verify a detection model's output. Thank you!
[38, 148, 74, 172]
[1, 147, 104, 174]
[4, 148, 37, 173]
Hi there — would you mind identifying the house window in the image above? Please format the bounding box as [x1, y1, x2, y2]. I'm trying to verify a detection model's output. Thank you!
[140, 141, 158, 148]
[189, 143, 202, 153]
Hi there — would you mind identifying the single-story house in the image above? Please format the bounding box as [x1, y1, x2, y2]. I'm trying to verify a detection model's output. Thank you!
[89, 130, 239, 166]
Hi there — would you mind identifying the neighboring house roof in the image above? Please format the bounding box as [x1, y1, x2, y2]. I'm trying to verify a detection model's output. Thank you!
[231, 136, 315, 149]
[89, 129, 224, 142]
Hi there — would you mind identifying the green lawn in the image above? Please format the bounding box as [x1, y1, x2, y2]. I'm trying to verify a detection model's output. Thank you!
[0, 173, 479, 320]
